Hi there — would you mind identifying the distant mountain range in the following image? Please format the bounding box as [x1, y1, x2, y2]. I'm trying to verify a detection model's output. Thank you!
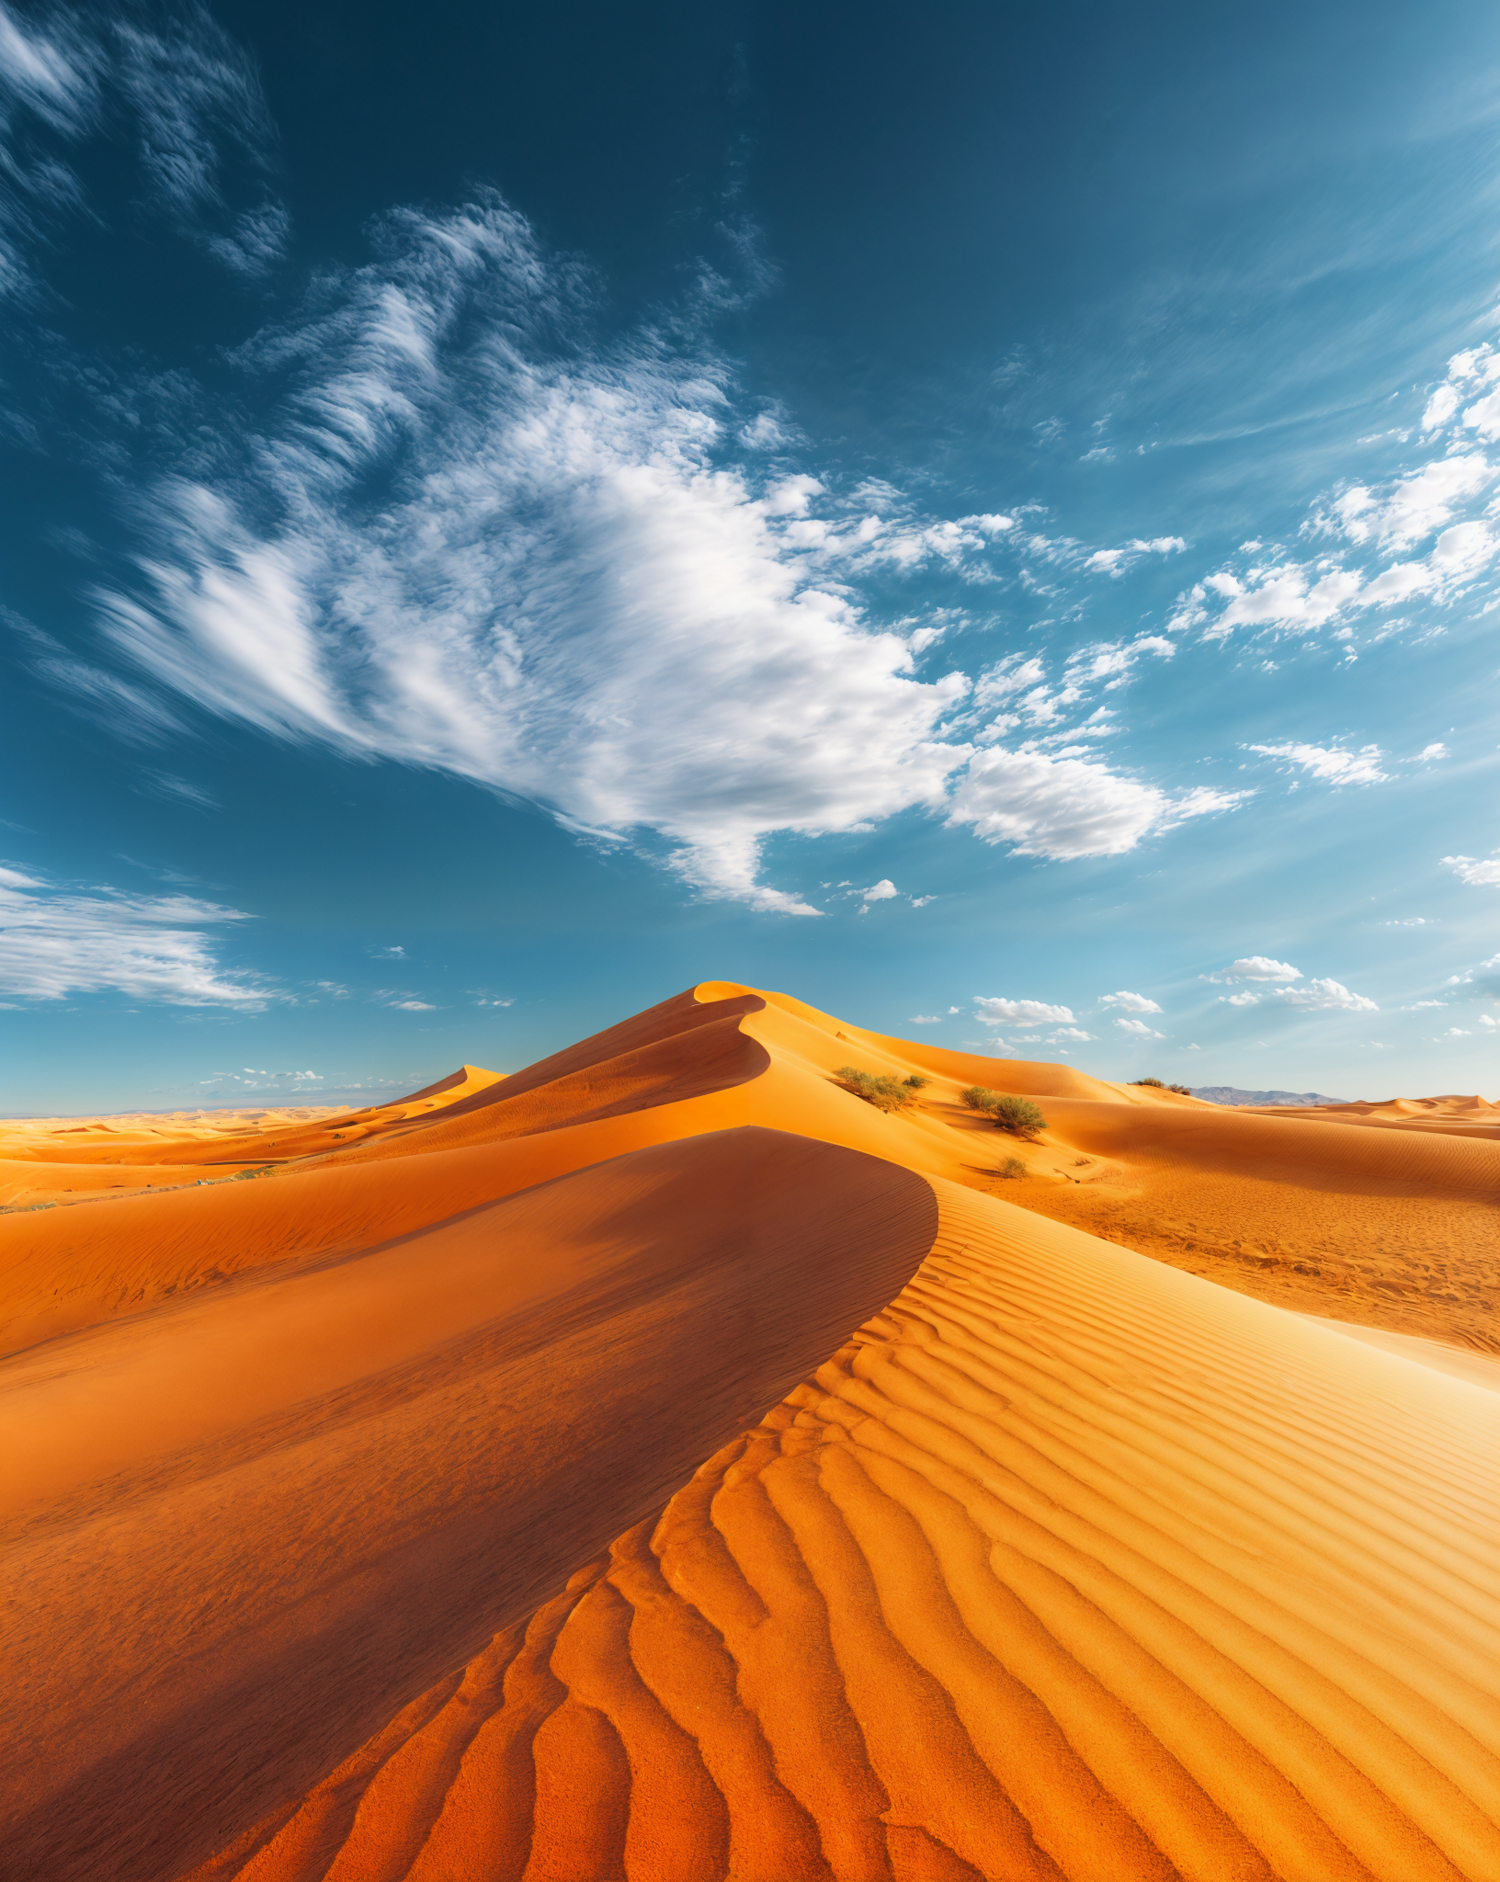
[1189, 1086, 1348, 1107]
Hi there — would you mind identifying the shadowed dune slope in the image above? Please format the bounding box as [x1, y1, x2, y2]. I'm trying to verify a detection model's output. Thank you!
[173, 1177, 1500, 1882]
[0, 1128, 937, 1882]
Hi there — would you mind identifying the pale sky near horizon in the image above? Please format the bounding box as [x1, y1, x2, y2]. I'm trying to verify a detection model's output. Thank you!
[1, 0, 1497, 1112]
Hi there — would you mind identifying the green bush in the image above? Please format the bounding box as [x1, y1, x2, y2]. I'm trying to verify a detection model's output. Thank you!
[998, 1155, 1028, 1179]
[1130, 1076, 1165, 1088]
[834, 1066, 926, 1113]
[961, 1086, 1047, 1138]
[991, 1094, 1047, 1138]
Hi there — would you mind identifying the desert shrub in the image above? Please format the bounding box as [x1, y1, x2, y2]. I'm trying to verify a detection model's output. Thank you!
[834, 1066, 926, 1113]
[1130, 1076, 1165, 1088]
[1167, 1083, 1192, 1096]
[991, 1094, 1048, 1138]
[962, 1086, 1047, 1137]
[998, 1156, 1028, 1179]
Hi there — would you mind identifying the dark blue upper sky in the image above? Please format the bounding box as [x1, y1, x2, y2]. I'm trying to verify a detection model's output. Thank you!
[2, 0, 1497, 1110]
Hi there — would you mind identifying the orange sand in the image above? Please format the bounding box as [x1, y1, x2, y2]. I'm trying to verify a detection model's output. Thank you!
[1, 984, 1495, 1881]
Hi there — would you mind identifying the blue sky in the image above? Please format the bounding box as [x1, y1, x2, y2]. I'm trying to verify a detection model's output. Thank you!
[1, 0, 1497, 1112]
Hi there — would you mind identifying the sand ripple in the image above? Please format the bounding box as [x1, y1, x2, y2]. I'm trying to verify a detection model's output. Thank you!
[190, 1182, 1499, 1882]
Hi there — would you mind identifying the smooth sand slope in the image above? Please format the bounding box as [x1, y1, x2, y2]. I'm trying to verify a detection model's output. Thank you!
[1245, 1096, 1500, 1143]
[2, 983, 1496, 1881]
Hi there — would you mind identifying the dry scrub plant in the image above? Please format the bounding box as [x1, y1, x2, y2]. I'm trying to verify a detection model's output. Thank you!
[961, 1086, 1048, 1138]
[835, 1066, 929, 1113]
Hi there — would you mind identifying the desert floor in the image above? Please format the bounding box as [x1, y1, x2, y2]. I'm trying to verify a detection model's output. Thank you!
[2, 983, 1495, 1881]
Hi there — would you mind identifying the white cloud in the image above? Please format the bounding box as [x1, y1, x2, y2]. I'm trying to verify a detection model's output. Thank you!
[1439, 1028, 1472, 1038]
[1224, 956, 1301, 981]
[975, 995, 1075, 1026]
[0, 0, 287, 291]
[1115, 1017, 1163, 1037]
[948, 747, 1247, 859]
[1406, 1001, 1446, 1010]
[1328, 454, 1494, 551]
[907, 1014, 941, 1024]
[1248, 742, 1388, 786]
[1099, 990, 1161, 1013]
[861, 878, 898, 903]
[1480, 1014, 1497, 1028]
[387, 998, 435, 1011]
[62, 196, 1259, 909]
[1085, 537, 1185, 576]
[87, 199, 1000, 915]
[1277, 978, 1378, 1012]
[1442, 853, 1500, 887]
[1049, 1026, 1096, 1041]
[0, 871, 266, 1004]
[1223, 991, 1260, 1006]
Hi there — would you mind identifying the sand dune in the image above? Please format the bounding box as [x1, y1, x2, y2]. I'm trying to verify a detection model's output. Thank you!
[168, 1178, 1499, 1882]
[1246, 1096, 1500, 1143]
[2, 982, 1495, 1881]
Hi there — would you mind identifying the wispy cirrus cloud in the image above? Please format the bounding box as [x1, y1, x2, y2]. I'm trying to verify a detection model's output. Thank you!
[0, 0, 286, 294]
[0, 863, 269, 1003]
[1247, 741, 1390, 786]
[49, 191, 1248, 913]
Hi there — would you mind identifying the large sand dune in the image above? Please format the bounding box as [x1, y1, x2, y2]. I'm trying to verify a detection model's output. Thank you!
[2, 984, 1495, 1881]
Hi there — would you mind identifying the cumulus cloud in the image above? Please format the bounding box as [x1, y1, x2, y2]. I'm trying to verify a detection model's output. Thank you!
[860, 878, 898, 904]
[1171, 342, 1500, 648]
[1114, 1016, 1162, 1037]
[1442, 852, 1500, 886]
[975, 995, 1075, 1026]
[1277, 978, 1378, 1012]
[1049, 1026, 1096, 1041]
[1099, 990, 1161, 1013]
[907, 1014, 941, 1024]
[0, 868, 267, 1003]
[1223, 957, 1301, 981]
[1248, 742, 1388, 786]
[1222, 992, 1259, 1006]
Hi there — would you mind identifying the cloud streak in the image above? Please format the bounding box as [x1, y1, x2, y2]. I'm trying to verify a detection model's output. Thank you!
[0, 866, 268, 1003]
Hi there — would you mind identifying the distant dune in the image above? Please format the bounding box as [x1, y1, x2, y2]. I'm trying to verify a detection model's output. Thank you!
[2, 984, 1495, 1881]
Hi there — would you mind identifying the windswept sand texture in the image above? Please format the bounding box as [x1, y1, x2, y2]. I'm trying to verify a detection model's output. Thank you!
[2, 984, 1496, 1881]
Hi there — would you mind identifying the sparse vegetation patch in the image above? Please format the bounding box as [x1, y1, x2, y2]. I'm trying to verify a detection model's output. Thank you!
[1130, 1077, 1192, 1095]
[835, 1066, 928, 1113]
